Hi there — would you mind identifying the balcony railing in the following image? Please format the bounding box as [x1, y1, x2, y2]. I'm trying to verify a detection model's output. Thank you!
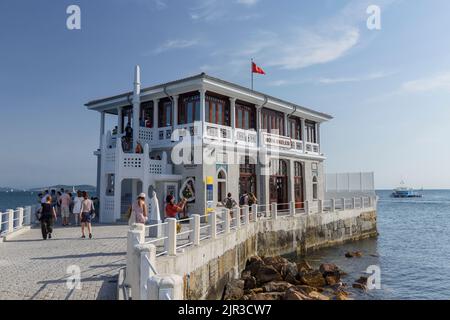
[106, 124, 321, 156]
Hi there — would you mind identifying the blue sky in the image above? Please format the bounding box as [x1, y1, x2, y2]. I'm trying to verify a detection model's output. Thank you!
[1, 0, 449, 189]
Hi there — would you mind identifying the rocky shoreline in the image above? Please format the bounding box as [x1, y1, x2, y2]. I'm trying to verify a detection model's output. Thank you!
[223, 254, 369, 300]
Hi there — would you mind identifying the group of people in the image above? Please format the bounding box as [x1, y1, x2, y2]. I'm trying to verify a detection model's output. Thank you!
[36, 189, 97, 240]
[126, 190, 256, 232]
[127, 193, 187, 233]
[223, 191, 257, 210]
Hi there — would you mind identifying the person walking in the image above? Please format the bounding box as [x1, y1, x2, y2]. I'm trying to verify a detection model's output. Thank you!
[128, 193, 148, 226]
[60, 190, 71, 226]
[72, 191, 83, 226]
[40, 196, 57, 240]
[80, 191, 95, 239]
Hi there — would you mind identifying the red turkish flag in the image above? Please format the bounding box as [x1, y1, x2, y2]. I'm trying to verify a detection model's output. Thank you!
[252, 62, 266, 75]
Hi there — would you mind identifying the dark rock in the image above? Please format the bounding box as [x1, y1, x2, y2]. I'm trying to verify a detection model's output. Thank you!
[335, 290, 351, 300]
[300, 270, 326, 287]
[241, 270, 252, 280]
[296, 260, 313, 273]
[223, 280, 245, 300]
[325, 275, 340, 286]
[263, 256, 289, 273]
[245, 257, 265, 276]
[255, 265, 283, 284]
[293, 285, 322, 294]
[345, 251, 363, 258]
[262, 281, 293, 293]
[282, 288, 310, 300]
[308, 291, 330, 300]
[281, 262, 298, 279]
[247, 292, 283, 300]
[244, 276, 257, 290]
[319, 263, 340, 276]
[352, 282, 367, 290]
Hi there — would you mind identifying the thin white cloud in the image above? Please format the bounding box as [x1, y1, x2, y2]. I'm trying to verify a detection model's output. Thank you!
[236, 0, 259, 6]
[268, 71, 393, 87]
[152, 39, 200, 55]
[401, 72, 450, 93]
[271, 28, 360, 70]
[318, 71, 394, 84]
[190, 0, 261, 21]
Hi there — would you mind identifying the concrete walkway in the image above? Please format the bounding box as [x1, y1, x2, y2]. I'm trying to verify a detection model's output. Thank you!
[0, 224, 129, 300]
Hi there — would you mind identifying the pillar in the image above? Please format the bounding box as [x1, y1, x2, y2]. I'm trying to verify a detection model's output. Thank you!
[133, 65, 141, 149]
[316, 122, 321, 153]
[192, 214, 201, 245]
[7, 209, 14, 233]
[229, 97, 236, 129]
[166, 218, 177, 256]
[153, 99, 159, 130]
[147, 274, 183, 300]
[125, 225, 145, 286]
[100, 111, 105, 147]
[251, 204, 258, 222]
[172, 95, 179, 128]
[17, 207, 24, 228]
[301, 118, 306, 153]
[289, 201, 295, 216]
[242, 205, 249, 225]
[223, 209, 231, 233]
[118, 107, 123, 134]
[199, 88, 206, 125]
[138, 244, 157, 300]
[284, 113, 289, 137]
[288, 160, 295, 204]
[233, 207, 240, 229]
[271, 203, 277, 220]
[210, 211, 217, 240]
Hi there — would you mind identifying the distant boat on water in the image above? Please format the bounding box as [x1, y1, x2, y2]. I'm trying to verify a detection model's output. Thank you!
[392, 181, 422, 198]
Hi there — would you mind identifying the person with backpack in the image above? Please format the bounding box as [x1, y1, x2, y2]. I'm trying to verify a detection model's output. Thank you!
[222, 193, 237, 217]
[40, 196, 57, 240]
[239, 191, 249, 207]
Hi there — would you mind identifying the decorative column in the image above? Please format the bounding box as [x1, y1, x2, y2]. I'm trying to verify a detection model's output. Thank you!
[301, 118, 306, 153]
[100, 111, 105, 147]
[229, 97, 236, 129]
[199, 89, 206, 134]
[117, 107, 123, 134]
[172, 95, 179, 128]
[284, 113, 289, 137]
[288, 160, 295, 204]
[316, 122, 321, 153]
[153, 99, 159, 130]
[132, 65, 141, 149]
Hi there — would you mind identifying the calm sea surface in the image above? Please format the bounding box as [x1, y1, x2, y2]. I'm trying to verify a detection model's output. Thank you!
[1, 189, 450, 299]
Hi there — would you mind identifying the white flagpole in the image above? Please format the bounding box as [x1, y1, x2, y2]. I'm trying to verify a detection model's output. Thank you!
[251, 58, 254, 90]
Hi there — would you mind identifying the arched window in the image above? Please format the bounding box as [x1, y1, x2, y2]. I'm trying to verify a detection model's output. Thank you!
[217, 169, 227, 202]
[312, 175, 318, 200]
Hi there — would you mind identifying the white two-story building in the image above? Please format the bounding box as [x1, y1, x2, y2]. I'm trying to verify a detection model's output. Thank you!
[85, 66, 332, 224]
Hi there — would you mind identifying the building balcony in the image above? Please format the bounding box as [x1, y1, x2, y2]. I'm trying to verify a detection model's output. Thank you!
[104, 123, 321, 157]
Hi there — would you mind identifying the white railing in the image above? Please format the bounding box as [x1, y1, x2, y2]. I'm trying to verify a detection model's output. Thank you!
[204, 123, 233, 142]
[0, 205, 37, 238]
[132, 196, 376, 258]
[234, 128, 258, 147]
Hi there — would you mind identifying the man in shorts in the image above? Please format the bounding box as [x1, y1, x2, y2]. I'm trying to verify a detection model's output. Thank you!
[60, 190, 71, 226]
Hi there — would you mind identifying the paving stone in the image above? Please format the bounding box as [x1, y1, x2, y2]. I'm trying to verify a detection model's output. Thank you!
[0, 224, 129, 300]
